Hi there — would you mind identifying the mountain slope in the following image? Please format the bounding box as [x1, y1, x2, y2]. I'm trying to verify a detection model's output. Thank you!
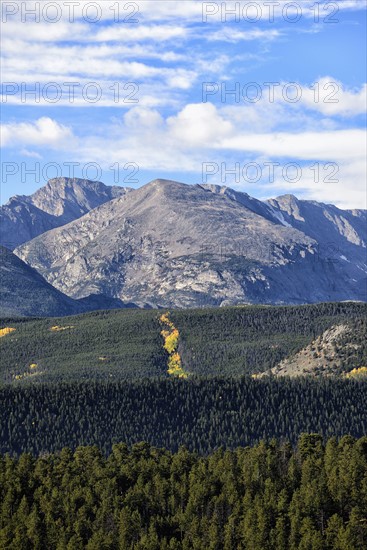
[0, 245, 83, 317]
[0, 246, 137, 317]
[267, 193, 366, 264]
[199, 184, 283, 225]
[0, 177, 130, 249]
[15, 179, 366, 307]
[256, 322, 366, 378]
[15, 178, 318, 306]
[203, 185, 366, 269]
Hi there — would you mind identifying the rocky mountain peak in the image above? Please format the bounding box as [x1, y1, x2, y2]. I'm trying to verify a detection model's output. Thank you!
[268, 194, 305, 222]
[0, 177, 131, 249]
[143, 178, 191, 195]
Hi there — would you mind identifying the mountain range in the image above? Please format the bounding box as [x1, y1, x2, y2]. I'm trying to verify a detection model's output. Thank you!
[1, 177, 366, 315]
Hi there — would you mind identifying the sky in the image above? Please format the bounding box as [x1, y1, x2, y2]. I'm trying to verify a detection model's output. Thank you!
[1, 0, 366, 208]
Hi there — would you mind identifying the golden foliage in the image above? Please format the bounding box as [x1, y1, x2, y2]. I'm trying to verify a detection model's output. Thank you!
[167, 352, 187, 378]
[168, 352, 181, 369]
[13, 369, 43, 381]
[159, 313, 174, 329]
[345, 367, 367, 378]
[164, 329, 179, 354]
[0, 327, 16, 338]
[13, 362, 41, 380]
[50, 325, 75, 332]
[160, 312, 188, 378]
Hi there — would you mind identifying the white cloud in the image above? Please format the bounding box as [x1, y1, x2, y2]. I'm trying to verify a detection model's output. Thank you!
[1, 20, 189, 43]
[3, 0, 364, 29]
[207, 27, 281, 42]
[219, 78, 367, 121]
[1, 1, 365, 209]
[1, 117, 75, 148]
[124, 107, 164, 129]
[4, 100, 364, 207]
[1, 38, 199, 102]
[261, 158, 367, 210]
[23, 101, 360, 208]
[220, 129, 366, 161]
[300, 78, 367, 116]
[20, 149, 43, 159]
[167, 103, 233, 145]
[95, 24, 188, 42]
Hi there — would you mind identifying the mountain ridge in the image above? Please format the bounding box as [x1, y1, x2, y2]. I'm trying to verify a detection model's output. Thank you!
[14, 178, 367, 308]
[0, 177, 131, 249]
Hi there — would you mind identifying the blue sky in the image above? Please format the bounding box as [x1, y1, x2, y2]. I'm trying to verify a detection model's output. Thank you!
[1, 0, 366, 208]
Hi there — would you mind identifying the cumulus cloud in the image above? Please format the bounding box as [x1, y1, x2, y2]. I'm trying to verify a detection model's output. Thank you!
[167, 103, 233, 145]
[32, 101, 362, 209]
[1, 117, 75, 148]
[261, 158, 367, 210]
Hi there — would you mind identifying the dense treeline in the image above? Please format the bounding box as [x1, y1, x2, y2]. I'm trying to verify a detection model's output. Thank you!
[0, 302, 366, 382]
[1, 435, 366, 549]
[0, 309, 166, 383]
[1, 378, 366, 456]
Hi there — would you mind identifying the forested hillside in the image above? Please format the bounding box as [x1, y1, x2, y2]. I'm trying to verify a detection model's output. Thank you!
[1, 378, 366, 456]
[0, 302, 366, 383]
[1, 305, 366, 549]
[172, 302, 367, 377]
[1, 435, 366, 549]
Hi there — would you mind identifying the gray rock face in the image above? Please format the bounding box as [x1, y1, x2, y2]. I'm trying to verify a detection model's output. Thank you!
[199, 184, 283, 226]
[266, 194, 367, 286]
[15, 179, 367, 307]
[0, 177, 130, 249]
[267, 194, 366, 250]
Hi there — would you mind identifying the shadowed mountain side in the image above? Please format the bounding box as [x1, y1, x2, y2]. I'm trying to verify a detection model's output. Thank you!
[0, 246, 141, 317]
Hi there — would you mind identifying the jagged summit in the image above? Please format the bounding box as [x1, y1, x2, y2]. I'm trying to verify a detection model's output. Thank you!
[0, 177, 130, 249]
